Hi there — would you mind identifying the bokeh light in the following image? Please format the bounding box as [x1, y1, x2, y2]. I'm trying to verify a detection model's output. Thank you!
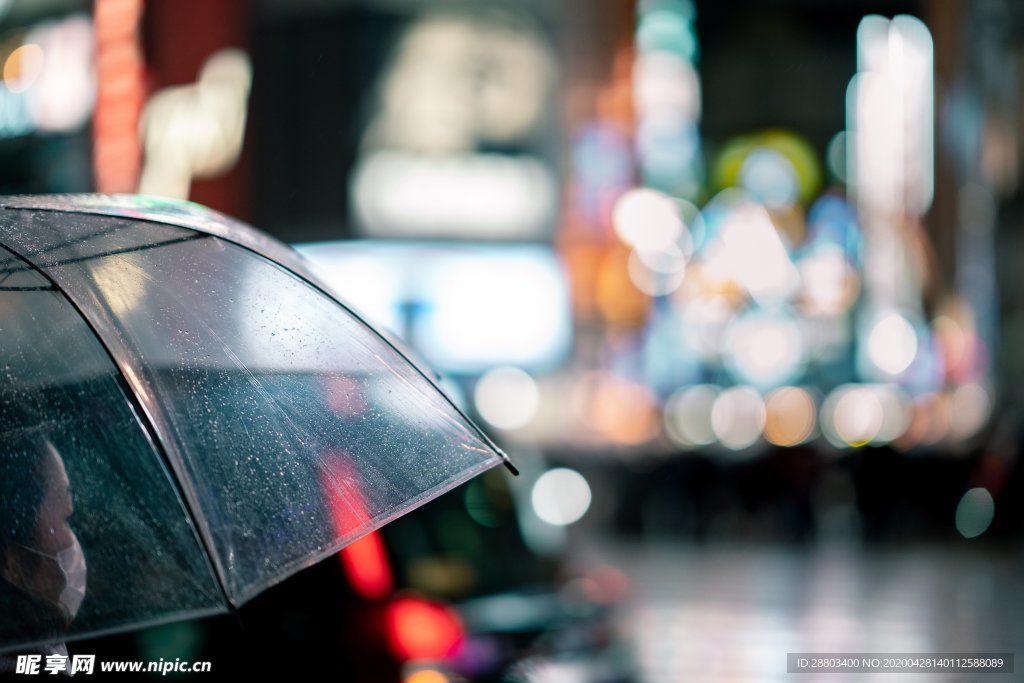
[850, 14, 934, 215]
[710, 385, 766, 450]
[955, 488, 995, 539]
[723, 309, 805, 389]
[612, 188, 684, 252]
[474, 366, 540, 430]
[710, 201, 800, 304]
[3, 43, 43, 93]
[832, 385, 883, 447]
[822, 383, 912, 448]
[636, 5, 697, 60]
[633, 51, 700, 120]
[797, 245, 860, 316]
[404, 669, 450, 683]
[678, 294, 737, 360]
[763, 386, 816, 447]
[627, 247, 687, 296]
[866, 312, 918, 376]
[532, 468, 592, 526]
[826, 131, 848, 184]
[949, 383, 992, 441]
[870, 384, 913, 444]
[577, 372, 661, 445]
[26, 14, 95, 133]
[664, 384, 720, 447]
[739, 147, 800, 208]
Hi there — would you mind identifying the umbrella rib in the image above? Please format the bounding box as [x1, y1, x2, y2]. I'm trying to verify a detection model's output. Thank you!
[0, 235, 236, 612]
[38, 233, 205, 269]
[5, 221, 133, 261]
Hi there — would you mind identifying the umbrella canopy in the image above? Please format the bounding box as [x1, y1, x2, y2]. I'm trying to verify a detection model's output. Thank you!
[0, 194, 511, 654]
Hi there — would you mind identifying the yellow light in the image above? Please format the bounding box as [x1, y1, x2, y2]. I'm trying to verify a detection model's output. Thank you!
[3, 43, 44, 92]
[711, 130, 822, 204]
[404, 669, 450, 683]
[576, 371, 660, 445]
[763, 387, 816, 447]
[595, 246, 649, 326]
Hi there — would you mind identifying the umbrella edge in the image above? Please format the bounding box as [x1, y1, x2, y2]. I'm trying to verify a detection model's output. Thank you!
[230, 455, 504, 608]
[0, 195, 518, 475]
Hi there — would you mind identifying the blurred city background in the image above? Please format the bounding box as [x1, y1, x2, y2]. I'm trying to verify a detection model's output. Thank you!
[3, 0, 1024, 680]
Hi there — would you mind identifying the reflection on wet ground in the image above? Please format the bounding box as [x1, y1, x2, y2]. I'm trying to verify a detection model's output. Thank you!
[583, 541, 1024, 682]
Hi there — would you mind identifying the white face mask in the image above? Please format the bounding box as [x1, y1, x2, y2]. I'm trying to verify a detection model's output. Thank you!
[23, 533, 87, 621]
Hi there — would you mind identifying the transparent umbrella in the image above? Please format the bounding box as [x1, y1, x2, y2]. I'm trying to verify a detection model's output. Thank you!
[0, 194, 513, 654]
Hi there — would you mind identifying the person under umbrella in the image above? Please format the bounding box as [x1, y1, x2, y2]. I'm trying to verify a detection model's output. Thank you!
[0, 428, 86, 675]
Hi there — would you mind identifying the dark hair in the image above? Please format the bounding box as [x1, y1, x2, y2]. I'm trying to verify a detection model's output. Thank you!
[0, 427, 52, 558]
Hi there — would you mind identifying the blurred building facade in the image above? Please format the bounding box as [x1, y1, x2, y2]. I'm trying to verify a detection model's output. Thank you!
[2, 0, 1024, 542]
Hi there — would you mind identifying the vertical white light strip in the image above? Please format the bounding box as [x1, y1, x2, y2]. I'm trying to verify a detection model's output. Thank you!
[894, 15, 935, 216]
[849, 13, 934, 320]
[849, 14, 934, 218]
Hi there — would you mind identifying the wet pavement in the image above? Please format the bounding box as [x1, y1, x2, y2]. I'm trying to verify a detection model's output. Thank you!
[577, 540, 1024, 682]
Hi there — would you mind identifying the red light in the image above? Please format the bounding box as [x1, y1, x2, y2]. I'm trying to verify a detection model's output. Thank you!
[339, 531, 394, 600]
[93, 0, 145, 193]
[386, 597, 464, 661]
[317, 453, 394, 599]
[318, 451, 373, 537]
